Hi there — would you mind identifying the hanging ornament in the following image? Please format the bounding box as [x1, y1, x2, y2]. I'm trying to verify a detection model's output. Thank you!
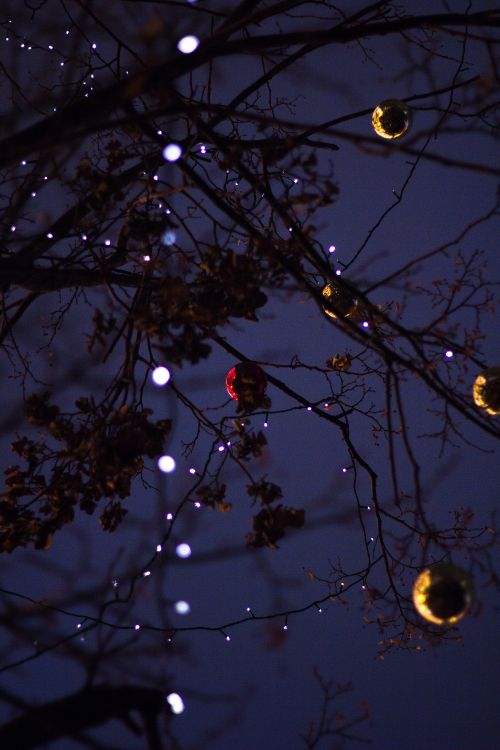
[322, 282, 358, 320]
[226, 362, 267, 401]
[472, 367, 500, 415]
[412, 563, 473, 625]
[372, 99, 412, 140]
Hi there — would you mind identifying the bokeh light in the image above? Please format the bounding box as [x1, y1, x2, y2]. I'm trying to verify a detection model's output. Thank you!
[158, 455, 176, 473]
[152, 366, 171, 386]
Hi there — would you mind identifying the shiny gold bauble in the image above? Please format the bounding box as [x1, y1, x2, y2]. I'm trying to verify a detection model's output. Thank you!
[321, 282, 358, 320]
[412, 564, 473, 625]
[472, 367, 500, 415]
[372, 99, 412, 139]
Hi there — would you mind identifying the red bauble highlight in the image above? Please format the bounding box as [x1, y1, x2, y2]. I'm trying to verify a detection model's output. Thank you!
[226, 363, 267, 400]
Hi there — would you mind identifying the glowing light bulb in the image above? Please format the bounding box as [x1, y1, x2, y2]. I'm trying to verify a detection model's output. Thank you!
[152, 366, 171, 386]
[372, 99, 412, 140]
[174, 600, 191, 615]
[176, 543, 191, 558]
[166, 693, 185, 714]
[163, 143, 182, 162]
[158, 455, 176, 473]
[162, 230, 176, 246]
[177, 35, 199, 54]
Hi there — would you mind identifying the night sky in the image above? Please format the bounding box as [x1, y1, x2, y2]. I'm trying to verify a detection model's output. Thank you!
[1, 2, 499, 749]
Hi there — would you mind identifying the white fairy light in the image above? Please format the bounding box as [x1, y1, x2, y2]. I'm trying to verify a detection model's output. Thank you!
[166, 693, 185, 714]
[162, 230, 176, 246]
[163, 143, 182, 162]
[158, 455, 176, 473]
[328, 245, 336, 253]
[174, 600, 191, 615]
[176, 543, 191, 558]
[152, 366, 171, 386]
[156, 544, 162, 553]
[444, 350, 454, 359]
[177, 35, 199, 54]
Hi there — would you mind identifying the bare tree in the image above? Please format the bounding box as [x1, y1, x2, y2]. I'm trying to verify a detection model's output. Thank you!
[0, 2, 499, 748]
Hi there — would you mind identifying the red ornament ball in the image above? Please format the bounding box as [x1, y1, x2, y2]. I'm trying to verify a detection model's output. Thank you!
[226, 362, 267, 401]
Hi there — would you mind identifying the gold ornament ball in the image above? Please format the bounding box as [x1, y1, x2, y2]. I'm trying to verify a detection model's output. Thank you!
[321, 282, 358, 320]
[372, 99, 412, 140]
[472, 367, 500, 415]
[412, 564, 473, 625]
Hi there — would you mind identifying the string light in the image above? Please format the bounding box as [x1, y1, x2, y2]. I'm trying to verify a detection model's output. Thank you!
[156, 544, 162, 553]
[174, 600, 191, 615]
[162, 230, 176, 246]
[176, 543, 192, 558]
[163, 143, 182, 162]
[158, 455, 176, 473]
[166, 693, 185, 715]
[152, 366, 171, 386]
[177, 35, 200, 54]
